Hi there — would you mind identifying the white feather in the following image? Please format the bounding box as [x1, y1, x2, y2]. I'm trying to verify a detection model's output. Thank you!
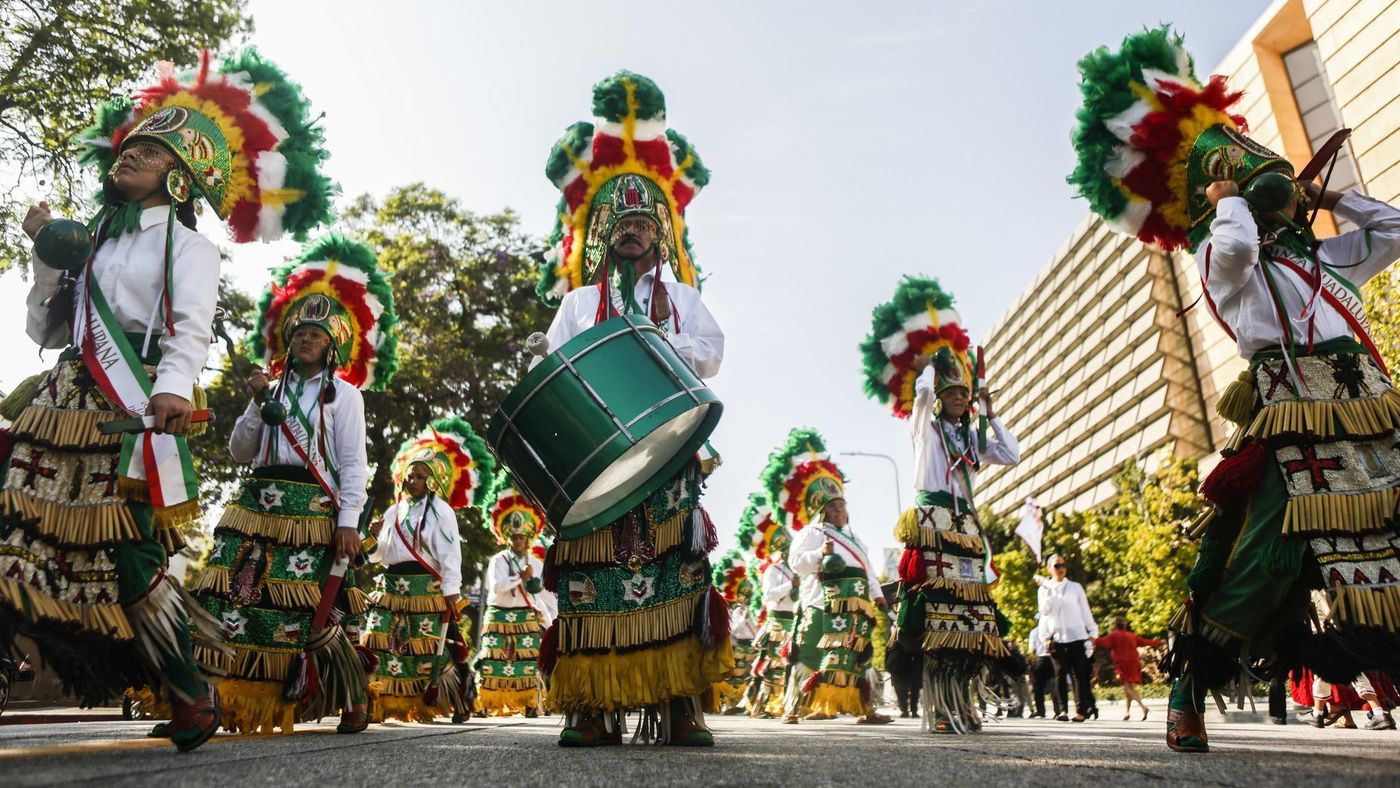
[1104, 100, 1151, 144]
[595, 117, 668, 143]
[1104, 145, 1146, 178]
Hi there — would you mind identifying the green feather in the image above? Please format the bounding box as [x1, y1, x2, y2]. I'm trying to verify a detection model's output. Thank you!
[858, 275, 956, 406]
[592, 71, 666, 122]
[759, 427, 837, 513]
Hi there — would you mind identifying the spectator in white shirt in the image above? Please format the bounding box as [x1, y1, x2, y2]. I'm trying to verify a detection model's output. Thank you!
[1027, 619, 1065, 719]
[1036, 555, 1099, 721]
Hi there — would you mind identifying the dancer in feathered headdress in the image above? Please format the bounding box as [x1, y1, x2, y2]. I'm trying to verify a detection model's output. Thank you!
[4, 48, 335, 751]
[188, 234, 395, 736]
[474, 471, 556, 719]
[711, 548, 758, 715]
[360, 418, 492, 724]
[531, 71, 729, 748]
[761, 429, 890, 725]
[1069, 26, 1400, 754]
[735, 492, 798, 719]
[861, 276, 1021, 735]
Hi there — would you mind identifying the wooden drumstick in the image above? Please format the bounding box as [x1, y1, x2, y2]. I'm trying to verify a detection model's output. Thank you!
[526, 332, 550, 357]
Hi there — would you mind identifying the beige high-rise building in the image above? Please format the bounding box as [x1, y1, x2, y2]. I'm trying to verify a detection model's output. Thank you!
[978, 0, 1400, 518]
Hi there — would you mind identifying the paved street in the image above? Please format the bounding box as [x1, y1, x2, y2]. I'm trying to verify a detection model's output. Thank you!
[3, 705, 1399, 787]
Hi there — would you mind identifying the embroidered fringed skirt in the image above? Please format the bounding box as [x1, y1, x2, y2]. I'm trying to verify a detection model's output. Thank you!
[362, 562, 466, 722]
[474, 603, 544, 716]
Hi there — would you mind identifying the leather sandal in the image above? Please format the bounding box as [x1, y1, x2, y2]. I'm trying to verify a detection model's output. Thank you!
[168, 683, 220, 753]
[337, 704, 369, 734]
[559, 715, 622, 747]
[1166, 706, 1209, 753]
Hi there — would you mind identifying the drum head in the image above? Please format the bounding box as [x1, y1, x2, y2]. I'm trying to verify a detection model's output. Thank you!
[564, 403, 716, 527]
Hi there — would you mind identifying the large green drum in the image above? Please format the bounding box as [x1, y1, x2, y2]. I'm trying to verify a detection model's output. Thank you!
[488, 315, 722, 541]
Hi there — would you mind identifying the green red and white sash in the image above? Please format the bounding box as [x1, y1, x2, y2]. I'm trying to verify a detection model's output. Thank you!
[1271, 255, 1388, 377]
[74, 264, 196, 508]
[277, 381, 341, 508]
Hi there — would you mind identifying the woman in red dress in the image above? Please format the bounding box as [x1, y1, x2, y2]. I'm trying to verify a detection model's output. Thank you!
[1095, 617, 1163, 720]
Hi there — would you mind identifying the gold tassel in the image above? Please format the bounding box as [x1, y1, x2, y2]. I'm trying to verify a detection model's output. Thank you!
[0, 373, 45, 422]
[806, 682, 866, 716]
[475, 685, 545, 716]
[215, 677, 299, 734]
[1216, 370, 1257, 426]
[894, 507, 920, 545]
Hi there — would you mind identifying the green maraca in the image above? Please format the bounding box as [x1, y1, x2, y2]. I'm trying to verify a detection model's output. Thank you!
[33, 219, 93, 271]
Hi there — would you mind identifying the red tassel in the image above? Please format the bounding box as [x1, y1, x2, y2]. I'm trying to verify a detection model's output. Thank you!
[542, 543, 559, 593]
[282, 653, 318, 702]
[801, 672, 820, 693]
[354, 644, 379, 675]
[857, 676, 872, 706]
[705, 587, 730, 644]
[539, 623, 559, 675]
[423, 682, 441, 706]
[1199, 441, 1267, 508]
[751, 657, 768, 678]
[701, 507, 718, 553]
[778, 641, 791, 660]
[0, 429, 13, 467]
[897, 548, 926, 585]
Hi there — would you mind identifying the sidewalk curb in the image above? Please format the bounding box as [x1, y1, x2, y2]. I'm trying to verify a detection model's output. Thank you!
[0, 714, 127, 726]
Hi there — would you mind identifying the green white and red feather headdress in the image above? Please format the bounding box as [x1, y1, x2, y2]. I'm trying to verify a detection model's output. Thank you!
[1068, 26, 1290, 251]
[539, 71, 710, 303]
[78, 49, 335, 242]
[486, 470, 548, 546]
[251, 234, 399, 391]
[712, 548, 753, 606]
[760, 428, 846, 532]
[393, 416, 496, 511]
[860, 276, 973, 418]
[735, 491, 788, 562]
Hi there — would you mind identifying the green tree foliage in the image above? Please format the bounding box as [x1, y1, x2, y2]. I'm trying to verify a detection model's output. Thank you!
[989, 454, 1201, 646]
[0, 0, 252, 271]
[194, 184, 553, 584]
[1364, 271, 1400, 373]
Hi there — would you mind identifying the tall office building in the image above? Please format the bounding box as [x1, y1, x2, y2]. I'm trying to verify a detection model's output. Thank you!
[978, 0, 1400, 517]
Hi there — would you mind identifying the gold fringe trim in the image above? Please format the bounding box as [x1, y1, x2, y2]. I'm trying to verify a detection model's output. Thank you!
[1281, 488, 1400, 536]
[188, 567, 332, 612]
[8, 405, 122, 448]
[1244, 387, 1400, 440]
[479, 676, 541, 692]
[125, 686, 172, 720]
[827, 597, 875, 617]
[368, 688, 448, 724]
[216, 505, 334, 548]
[361, 632, 440, 655]
[347, 586, 368, 615]
[478, 647, 539, 661]
[197, 642, 298, 683]
[0, 489, 139, 546]
[1329, 584, 1400, 631]
[916, 578, 995, 603]
[475, 686, 543, 716]
[369, 675, 433, 697]
[549, 634, 733, 714]
[216, 677, 299, 735]
[552, 508, 688, 564]
[806, 682, 865, 717]
[0, 576, 133, 639]
[1217, 371, 1256, 426]
[818, 634, 869, 651]
[116, 479, 200, 543]
[712, 679, 745, 707]
[919, 630, 1010, 658]
[557, 590, 703, 652]
[894, 507, 984, 553]
[371, 591, 445, 614]
[482, 620, 541, 635]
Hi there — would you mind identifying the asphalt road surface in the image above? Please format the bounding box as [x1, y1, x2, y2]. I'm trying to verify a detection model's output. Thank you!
[2, 707, 1398, 786]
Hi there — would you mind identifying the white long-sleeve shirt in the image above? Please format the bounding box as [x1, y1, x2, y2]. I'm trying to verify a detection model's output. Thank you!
[1037, 578, 1098, 643]
[25, 206, 221, 400]
[228, 369, 367, 530]
[729, 605, 757, 641]
[1028, 624, 1051, 658]
[760, 561, 797, 614]
[789, 520, 884, 610]
[911, 366, 1020, 502]
[536, 270, 724, 379]
[368, 494, 463, 597]
[484, 548, 554, 628]
[1203, 192, 1400, 357]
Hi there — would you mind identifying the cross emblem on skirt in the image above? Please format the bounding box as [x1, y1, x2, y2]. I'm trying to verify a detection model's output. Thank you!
[1282, 445, 1343, 491]
[928, 553, 954, 578]
[10, 449, 56, 488]
[88, 457, 119, 497]
[1260, 363, 1292, 400]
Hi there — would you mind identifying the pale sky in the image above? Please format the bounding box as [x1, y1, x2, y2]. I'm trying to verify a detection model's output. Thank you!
[0, 0, 1273, 565]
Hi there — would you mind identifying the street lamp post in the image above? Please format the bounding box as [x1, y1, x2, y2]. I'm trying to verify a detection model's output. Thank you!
[839, 451, 903, 515]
